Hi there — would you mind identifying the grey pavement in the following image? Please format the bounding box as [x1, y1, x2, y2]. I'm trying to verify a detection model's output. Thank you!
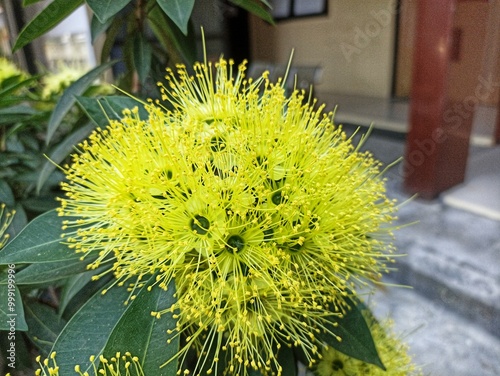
[299, 127, 500, 376]
[356, 128, 500, 376]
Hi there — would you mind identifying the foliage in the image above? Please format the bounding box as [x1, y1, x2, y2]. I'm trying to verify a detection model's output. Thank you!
[0, 2, 422, 375]
[0, 60, 114, 235]
[0, 57, 421, 375]
[14, 0, 274, 94]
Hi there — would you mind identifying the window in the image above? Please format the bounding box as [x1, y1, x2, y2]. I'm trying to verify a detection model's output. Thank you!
[270, 0, 328, 20]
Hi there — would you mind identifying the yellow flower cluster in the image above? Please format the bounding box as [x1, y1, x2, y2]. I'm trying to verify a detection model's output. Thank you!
[40, 65, 87, 99]
[0, 57, 26, 85]
[40, 64, 114, 99]
[0, 203, 15, 249]
[7, 352, 144, 376]
[58, 58, 398, 375]
[315, 315, 422, 376]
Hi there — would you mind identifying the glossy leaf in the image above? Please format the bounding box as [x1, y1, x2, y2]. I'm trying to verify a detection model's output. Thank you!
[6, 204, 28, 241]
[0, 76, 39, 99]
[147, 5, 197, 65]
[50, 283, 132, 374]
[6, 257, 94, 285]
[229, 0, 274, 25]
[0, 283, 28, 331]
[248, 370, 263, 375]
[13, 0, 84, 51]
[20, 193, 61, 214]
[24, 300, 66, 355]
[277, 345, 297, 375]
[0, 209, 79, 264]
[75, 95, 148, 126]
[247, 341, 296, 375]
[319, 297, 385, 369]
[156, 0, 195, 35]
[133, 33, 153, 84]
[36, 122, 95, 193]
[86, 0, 131, 23]
[0, 179, 15, 207]
[90, 14, 114, 43]
[0, 104, 38, 126]
[58, 270, 96, 316]
[22, 0, 44, 5]
[103, 278, 179, 375]
[100, 16, 124, 63]
[46, 61, 116, 145]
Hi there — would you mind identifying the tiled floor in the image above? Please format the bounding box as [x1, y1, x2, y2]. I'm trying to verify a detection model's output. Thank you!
[344, 127, 500, 376]
[289, 92, 500, 375]
[315, 91, 498, 146]
[443, 147, 500, 220]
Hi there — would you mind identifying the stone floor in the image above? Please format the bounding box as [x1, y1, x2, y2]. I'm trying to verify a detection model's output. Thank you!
[316, 91, 498, 147]
[353, 127, 500, 376]
[297, 125, 500, 375]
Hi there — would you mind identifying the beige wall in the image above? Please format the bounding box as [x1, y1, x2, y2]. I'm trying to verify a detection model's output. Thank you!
[249, 0, 397, 98]
[447, 1, 499, 106]
[394, 0, 417, 98]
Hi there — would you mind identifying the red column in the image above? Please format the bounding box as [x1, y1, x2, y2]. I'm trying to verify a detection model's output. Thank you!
[403, 0, 477, 199]
[496, 98, 500, 144]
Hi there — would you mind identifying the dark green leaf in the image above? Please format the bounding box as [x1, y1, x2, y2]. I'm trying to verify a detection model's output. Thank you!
[61, 274, 113, 319]
[0, 75, 39, 99]
[46, 60, 116, 145]
[147, 5, 197, 65]
[156, 0, 195, 35]
[0, 283, 28, 331]
[4, 257, 94, 285]
[20, 194, 61, 214]
[248, 370, 262, 375]
[0, 209, 79, 264]
[0, 180, 15, 207]
[100, 16, 124, 63]
[76, 95, 148, 126]
[120, 25, 136, 90]
[90, 14, 114, 43]
[50, 283, 134, 374]
[318, 297, 385, 369]
[58, 270, 96, 315]
[22, 0, 45, 5]
[247, 341, 296, 375]
[86, 0, 131, 23]
[0, 75, 26, 91]
[13, 0, 84, 51]
[6, 204, 28, 241]
[24, 300, 66, 355]
[103, 278, 179, 375]
[133, 33, 153, 84]
[229, 0, 275, 24]
[36, 122, 95, 193]
[0, 104, 38, 125]
[277, 345, 297, 375]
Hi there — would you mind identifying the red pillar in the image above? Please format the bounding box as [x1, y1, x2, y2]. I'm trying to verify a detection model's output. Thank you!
[496, 98, 500, 144]
[403, 0, 476, 199]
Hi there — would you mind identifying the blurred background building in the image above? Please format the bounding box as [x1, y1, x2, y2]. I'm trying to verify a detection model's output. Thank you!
[1, 1, 499, 374]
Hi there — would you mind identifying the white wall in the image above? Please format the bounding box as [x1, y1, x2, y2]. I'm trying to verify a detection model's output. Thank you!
[249, 0, 397, 98]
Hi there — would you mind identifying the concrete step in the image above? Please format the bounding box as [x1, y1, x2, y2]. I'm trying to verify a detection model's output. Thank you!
[386, 181, 500, 340]
[371, 282, 500, 376]
[341, 127, 500, 373]
[297, 284, 500, 376]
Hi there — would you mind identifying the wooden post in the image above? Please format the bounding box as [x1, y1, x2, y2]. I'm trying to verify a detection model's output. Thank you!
[403, 0, 478, 199]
